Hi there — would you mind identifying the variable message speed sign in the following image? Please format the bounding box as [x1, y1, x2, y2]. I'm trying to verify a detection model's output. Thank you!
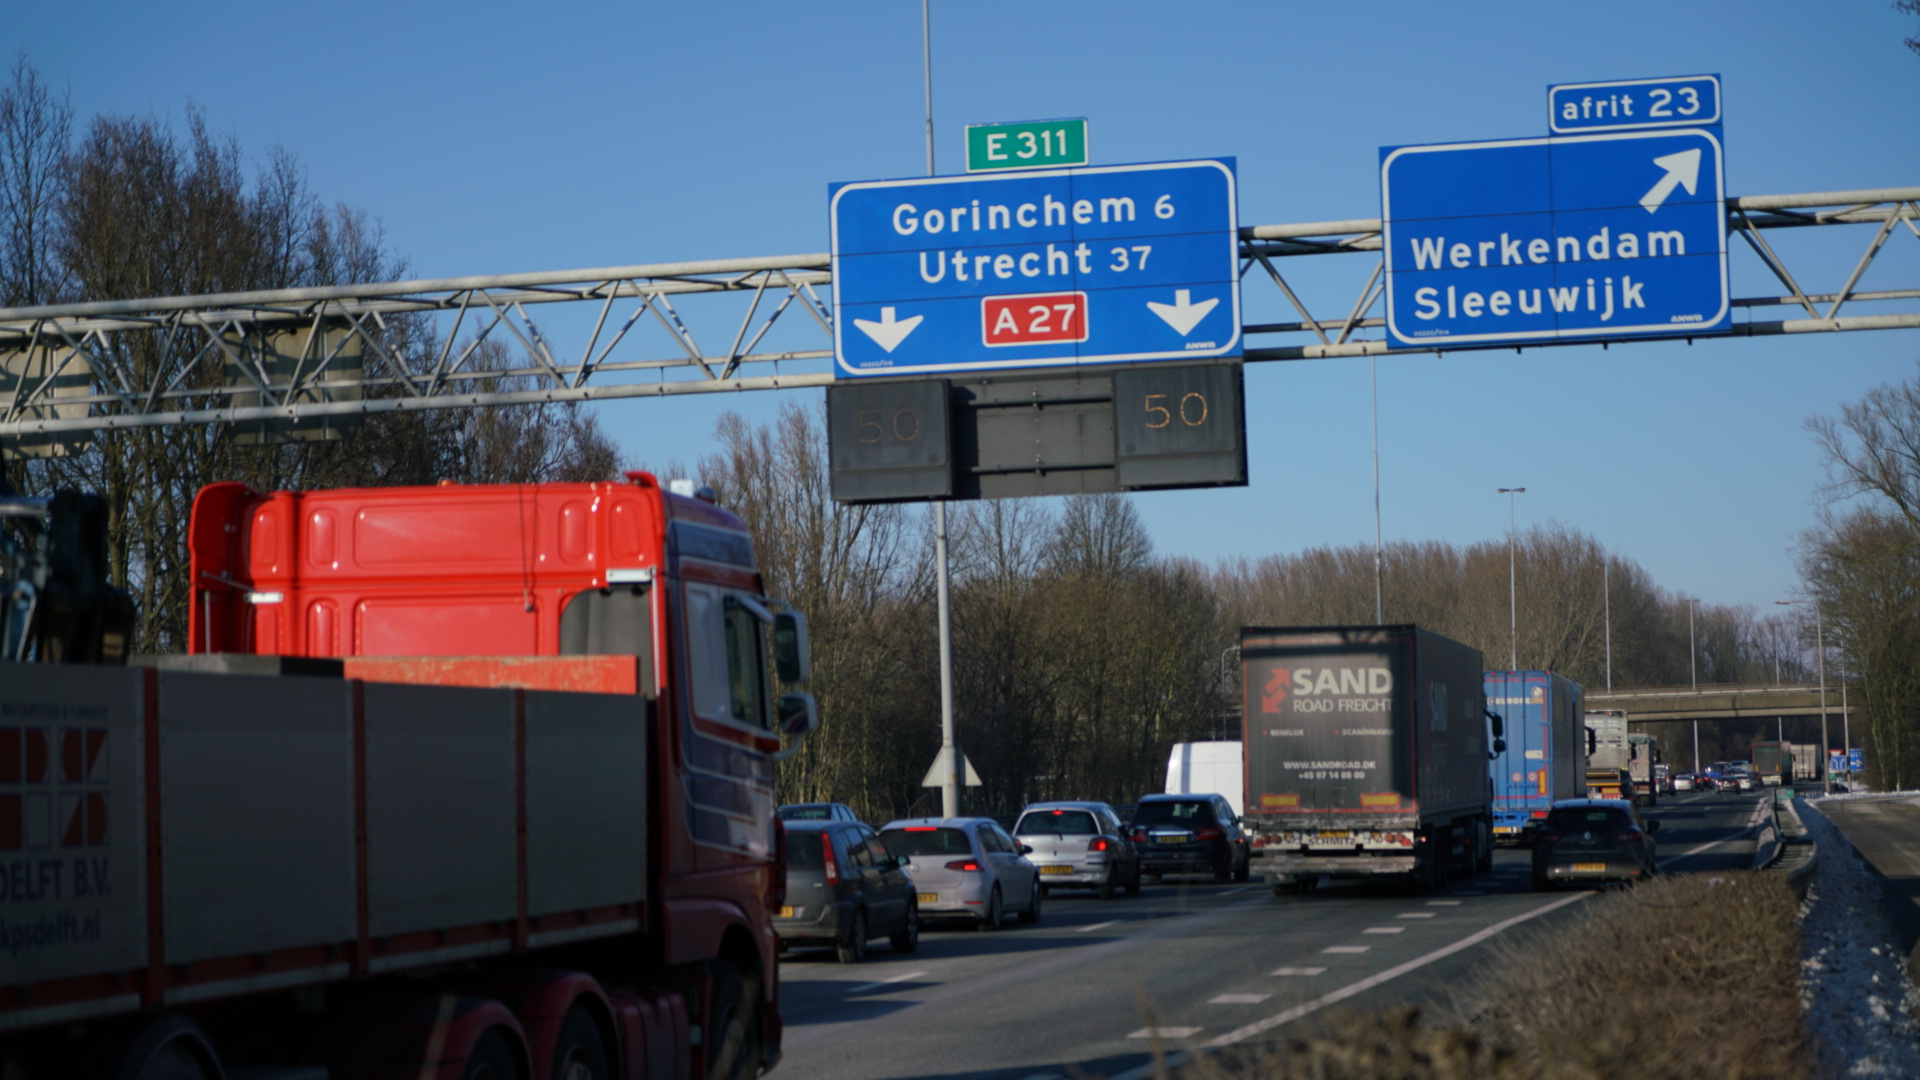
[1381, 128, 1727, 350]
[829, 159, 1240, 378]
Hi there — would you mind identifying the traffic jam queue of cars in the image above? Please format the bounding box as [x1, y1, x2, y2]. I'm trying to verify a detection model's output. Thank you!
[771, 796, 1253, 962]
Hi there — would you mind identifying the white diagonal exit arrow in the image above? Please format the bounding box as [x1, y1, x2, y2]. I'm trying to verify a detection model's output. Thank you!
[1146, 289, 1219, 336]
[1639, 148, 1701, 214]
[852, 306, 922, 353]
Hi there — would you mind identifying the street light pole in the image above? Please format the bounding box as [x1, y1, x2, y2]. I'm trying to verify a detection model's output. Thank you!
[923, 1, 961, 818]
[1603, 559, 1612, 691]
[1372, 357, 1383, 625]
[1684, 597, 1701, 771]
[1778, 599, 1829, 790]
[1497, 487, 1526, 670]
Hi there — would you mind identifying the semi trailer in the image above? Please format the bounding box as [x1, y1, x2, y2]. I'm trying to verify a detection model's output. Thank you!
[1240, 625, 1501, 895]
[1485, 671, 1584, 845]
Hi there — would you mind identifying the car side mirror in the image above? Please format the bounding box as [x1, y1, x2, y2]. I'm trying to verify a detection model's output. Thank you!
[778, 692, 818, 737]
[774, 611, 811, 684]
[1020, 844, 1033, 855]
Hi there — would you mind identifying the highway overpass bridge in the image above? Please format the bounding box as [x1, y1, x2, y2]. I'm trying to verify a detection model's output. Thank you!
[1585, 683, 1849, 725]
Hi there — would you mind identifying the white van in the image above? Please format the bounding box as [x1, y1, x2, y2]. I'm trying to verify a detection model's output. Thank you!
[1165, 741, 1244, 817]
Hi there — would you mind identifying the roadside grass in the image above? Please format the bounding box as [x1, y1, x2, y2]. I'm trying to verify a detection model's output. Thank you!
[1178, 871, 1811, 1079]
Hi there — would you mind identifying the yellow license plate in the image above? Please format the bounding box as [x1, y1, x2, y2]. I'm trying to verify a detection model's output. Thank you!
[1156, 835, 1186, 844]
[1572, 862, 1607, 873]
[1317, 830, 1350, 839]
[1494, 827, 1519, 834]
[777, 906, 795, 918]
[1040, 865, 1074, 874]
[917, 892, 938, 904]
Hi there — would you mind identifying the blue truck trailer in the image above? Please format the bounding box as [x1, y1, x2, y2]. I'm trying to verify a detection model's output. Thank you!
[1486, 671, 1584, 844]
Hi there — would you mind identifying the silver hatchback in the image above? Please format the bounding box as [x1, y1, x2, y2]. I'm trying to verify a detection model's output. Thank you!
[1013, 801, 1141, 900]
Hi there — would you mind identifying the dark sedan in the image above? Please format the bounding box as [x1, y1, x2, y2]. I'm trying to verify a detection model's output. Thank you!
[1531, 798, 1659, 890]
[1129, 793, 1250, 883]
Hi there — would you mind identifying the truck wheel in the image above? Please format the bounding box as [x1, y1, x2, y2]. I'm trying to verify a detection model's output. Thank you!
[1476, 830, 1494, 875]
[460, 1030, 523, 1080]
[703, 961, 759, 1080]
[890, 905, 920, 953]
[836, 911, 869, 964]
[551, 1007, 610, 1080]
[113, 1016, 221, 1080]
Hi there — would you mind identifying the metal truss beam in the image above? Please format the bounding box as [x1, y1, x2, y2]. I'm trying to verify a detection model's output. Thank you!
[1, 188, 1914, 440]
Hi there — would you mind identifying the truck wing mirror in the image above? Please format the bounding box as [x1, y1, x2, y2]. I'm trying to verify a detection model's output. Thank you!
[1491, 738, 1507, 758]
[1484, 709, 1504, 739]
[774, 610, 811, 684]
[778, 692, 819, 737]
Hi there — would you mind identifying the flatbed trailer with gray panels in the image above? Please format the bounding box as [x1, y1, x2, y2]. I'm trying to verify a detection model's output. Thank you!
[1240, 625, 1498, 895]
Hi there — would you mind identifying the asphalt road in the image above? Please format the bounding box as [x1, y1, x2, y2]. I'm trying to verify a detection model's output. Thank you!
[773, 789, 1771, 1080]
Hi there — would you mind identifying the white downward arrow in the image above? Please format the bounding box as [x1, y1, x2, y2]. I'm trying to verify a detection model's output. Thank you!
[1146, 289, 1219, 336]
[1639, 148, 1701, 214]
[852, 306, 923, 353]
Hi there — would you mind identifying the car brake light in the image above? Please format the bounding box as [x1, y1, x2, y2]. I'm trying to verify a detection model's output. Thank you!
[1088, 837, 1110, 852]
[1530, 810, 1548, 819]
[1613, 829, 1643, 843]
[821, 833, 840, 886]
[945, 860, 981, 872]
[905, 826, 937, 831]
[1195, 827, 1224, 842]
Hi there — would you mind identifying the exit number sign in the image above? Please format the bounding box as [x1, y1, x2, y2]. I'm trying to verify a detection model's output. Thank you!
[966, 118, 1088, 172]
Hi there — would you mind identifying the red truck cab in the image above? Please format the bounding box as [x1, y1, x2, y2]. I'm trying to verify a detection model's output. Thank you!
[0, 473, 810, 1079]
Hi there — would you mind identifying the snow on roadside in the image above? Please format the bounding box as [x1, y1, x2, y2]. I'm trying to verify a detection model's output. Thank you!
[1799, 797, 1920, 1077]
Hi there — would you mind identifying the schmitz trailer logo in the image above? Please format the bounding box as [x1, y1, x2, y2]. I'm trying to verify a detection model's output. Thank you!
[1258, 666, 1393, 713]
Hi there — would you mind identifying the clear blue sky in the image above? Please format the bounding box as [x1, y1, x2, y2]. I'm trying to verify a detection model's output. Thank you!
[13, 2, 1919, 610]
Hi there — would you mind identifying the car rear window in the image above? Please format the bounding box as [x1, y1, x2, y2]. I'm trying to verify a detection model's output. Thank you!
[784, 831, 826, 870]
[1547, 808, 1631, 830]
[781, 806, 832, 820]
[879, 827, 973, 857]
[1132, 800, 1215, 826]
[1017, 810, 1098, 836]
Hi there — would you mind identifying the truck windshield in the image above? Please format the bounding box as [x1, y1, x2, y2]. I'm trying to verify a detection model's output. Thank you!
[1016, 810, 1098, 836]
[879, 828, 973, 857]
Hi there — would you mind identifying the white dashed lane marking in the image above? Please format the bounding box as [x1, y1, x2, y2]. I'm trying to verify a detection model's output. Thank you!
[1210, 993, 1272, 1004]
[846, 969, 927, 995]
[1077, 920, 1120, 933]
[1426, 900, 1461, 906]
[1397, 912, 1436, 919]
[1272, 967, 1326, 976]
[1362, 927, 1405, 934]
[1129, 1027, 1202, 1040]
[1322, 946, 1370, 954]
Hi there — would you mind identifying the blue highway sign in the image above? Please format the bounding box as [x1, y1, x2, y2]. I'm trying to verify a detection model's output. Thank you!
[1381, 128, 1727, 350]
[829, 160, 1240, 378]
[1550, 75, 1721, 134]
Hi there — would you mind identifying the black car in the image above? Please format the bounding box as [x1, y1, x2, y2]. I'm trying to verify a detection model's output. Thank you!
[1532, 798, 1659, 890]
[1129, 794, 1250, 883]
[776, 820, 918, 962]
